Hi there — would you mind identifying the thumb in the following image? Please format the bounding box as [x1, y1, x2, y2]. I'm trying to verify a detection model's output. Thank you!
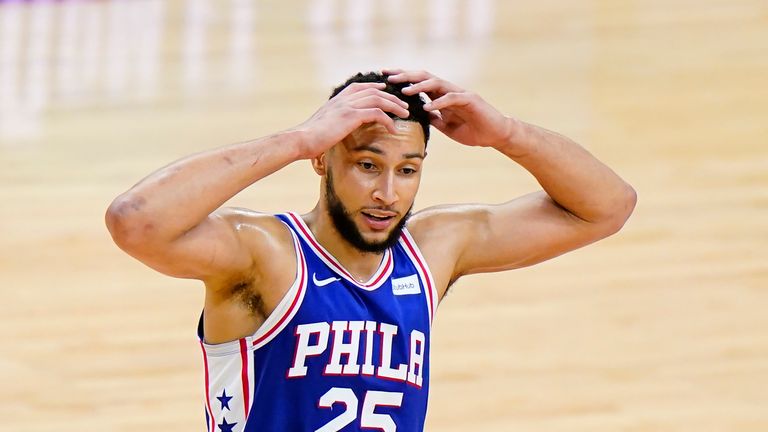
[429, 111, 446, 131]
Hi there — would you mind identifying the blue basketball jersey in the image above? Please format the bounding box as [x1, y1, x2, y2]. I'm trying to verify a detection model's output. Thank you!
[197, 212, 439, 432]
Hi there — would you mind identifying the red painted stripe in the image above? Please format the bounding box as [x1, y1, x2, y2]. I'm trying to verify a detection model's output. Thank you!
[401, 234, 435, 321]
[252, 242, 306, 346]
[369, 251, 393, 286]
[239, 338, 250, 418]
[287, 212, 391, 287]
[199, 341, 216, 432]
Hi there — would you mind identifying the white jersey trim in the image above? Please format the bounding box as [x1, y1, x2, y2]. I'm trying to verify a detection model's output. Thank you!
[398, 228, 439, 325]
[284, 211, 394, 291]
[252, 220, 308, 349]
[199, 336, 255, 431]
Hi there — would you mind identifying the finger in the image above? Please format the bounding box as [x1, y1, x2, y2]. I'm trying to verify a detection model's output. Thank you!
[359, 108, 398, 134]
[401, 78, 462, 97]
[424, 92, 472, 111]
[348, 88, 409, 110]
[351, 95, 409, 119]
[427, 110, 445, 128]
[387, 69, 434, 84]
[334, 82, 386, 98]
[381, 67, 404, 75]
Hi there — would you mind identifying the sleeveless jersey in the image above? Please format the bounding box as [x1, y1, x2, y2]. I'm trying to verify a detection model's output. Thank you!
[197, 212, 439, 432]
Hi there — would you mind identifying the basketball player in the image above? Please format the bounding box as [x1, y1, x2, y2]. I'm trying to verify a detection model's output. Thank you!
[105, 69, 636, 431]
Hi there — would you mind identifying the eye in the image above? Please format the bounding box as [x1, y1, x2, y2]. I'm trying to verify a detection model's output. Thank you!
[358, 161, 377, 171]
[401, 167, 417, 175]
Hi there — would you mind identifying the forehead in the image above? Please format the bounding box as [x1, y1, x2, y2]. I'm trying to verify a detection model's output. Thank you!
[341, 120, 425, 156]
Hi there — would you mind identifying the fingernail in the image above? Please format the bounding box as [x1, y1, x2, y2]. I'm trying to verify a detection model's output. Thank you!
[423, 103, 432, 110]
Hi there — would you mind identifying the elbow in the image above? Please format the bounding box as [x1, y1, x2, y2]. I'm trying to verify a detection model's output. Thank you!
[105, 194, 154, 250]
[621, 183, 638, 222]
[605, 183, 637, 235]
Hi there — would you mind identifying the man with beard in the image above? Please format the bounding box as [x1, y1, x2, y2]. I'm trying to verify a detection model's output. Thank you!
[106, 69, 636, 431]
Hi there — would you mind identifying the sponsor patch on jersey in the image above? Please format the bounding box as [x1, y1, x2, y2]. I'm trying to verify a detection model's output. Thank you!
[391, 274, 421, 296]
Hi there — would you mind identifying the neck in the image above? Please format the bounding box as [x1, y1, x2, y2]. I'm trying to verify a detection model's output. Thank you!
[303, 205, 385, 282]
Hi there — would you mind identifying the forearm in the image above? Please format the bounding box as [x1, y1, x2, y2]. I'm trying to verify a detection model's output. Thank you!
[498, 118, 636, 225]
[106, 129, 305, 243]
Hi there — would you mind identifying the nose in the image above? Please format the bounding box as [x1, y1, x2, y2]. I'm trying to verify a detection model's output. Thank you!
[372, 171, 398, 206]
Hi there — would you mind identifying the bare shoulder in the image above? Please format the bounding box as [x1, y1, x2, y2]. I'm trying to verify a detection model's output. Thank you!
[206, 207, 296, 289]
[406, 204, 486, 299]
[215, 207, 293, 244]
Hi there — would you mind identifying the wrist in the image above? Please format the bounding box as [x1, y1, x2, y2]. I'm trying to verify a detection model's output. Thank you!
[494, 116, 531, 158]
[284, 128, 315, 160]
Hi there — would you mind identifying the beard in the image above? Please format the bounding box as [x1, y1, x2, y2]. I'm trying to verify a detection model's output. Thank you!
[325, 170, 411, 253]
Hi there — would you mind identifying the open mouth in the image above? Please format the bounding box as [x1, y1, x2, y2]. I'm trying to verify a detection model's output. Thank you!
[362, 212, 395, 222]
[360, 211, 397, 230]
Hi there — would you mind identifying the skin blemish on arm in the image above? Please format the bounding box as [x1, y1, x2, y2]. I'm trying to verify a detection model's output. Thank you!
[130, 196, 147, 211]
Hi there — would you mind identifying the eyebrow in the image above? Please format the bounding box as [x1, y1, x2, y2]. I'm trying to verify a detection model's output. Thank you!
[353, 144, 425, 160]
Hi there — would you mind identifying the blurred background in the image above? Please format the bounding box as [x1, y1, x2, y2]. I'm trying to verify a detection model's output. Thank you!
[0, 0, 766, 430]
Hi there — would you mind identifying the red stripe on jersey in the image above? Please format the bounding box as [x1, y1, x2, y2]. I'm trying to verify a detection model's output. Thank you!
[252, 242, 307, 346]
[400, 234, 435, 321]
[369, 253, 393, 286]
[239, 338, 250, 418]
[199, 341, 216, 432]
[287, 212, 392, 288]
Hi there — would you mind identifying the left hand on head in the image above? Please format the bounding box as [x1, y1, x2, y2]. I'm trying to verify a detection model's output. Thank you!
[384, 69, 517, 148]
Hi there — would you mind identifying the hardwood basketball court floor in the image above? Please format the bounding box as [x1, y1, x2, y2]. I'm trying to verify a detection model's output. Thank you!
[0, 1, 766, 430]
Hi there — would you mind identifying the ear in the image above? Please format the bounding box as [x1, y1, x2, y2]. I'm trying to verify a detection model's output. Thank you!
[311, 151, 327, 176]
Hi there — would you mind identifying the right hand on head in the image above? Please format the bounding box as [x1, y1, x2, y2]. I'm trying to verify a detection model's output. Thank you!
[292, 82, 410, 159]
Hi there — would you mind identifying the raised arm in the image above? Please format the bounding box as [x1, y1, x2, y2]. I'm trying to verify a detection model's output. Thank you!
[105, 82, 409, 284]
[386, 70, 637, 290]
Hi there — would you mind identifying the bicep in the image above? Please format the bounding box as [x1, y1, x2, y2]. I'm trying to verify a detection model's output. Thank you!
[120, 209, 256, 282]
[454, 191, 610, 277]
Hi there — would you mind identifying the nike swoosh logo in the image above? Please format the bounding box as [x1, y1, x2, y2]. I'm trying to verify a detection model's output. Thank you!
[312, 273, 340, 287]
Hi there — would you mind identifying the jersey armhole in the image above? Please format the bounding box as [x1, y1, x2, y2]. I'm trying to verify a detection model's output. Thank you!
[399, 227, 439, 325]
[198, 216, 308, 353]
[249, 216, 308, 350]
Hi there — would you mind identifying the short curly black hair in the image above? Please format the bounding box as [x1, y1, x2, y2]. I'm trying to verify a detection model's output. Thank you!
[330, 71, 430, 145]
